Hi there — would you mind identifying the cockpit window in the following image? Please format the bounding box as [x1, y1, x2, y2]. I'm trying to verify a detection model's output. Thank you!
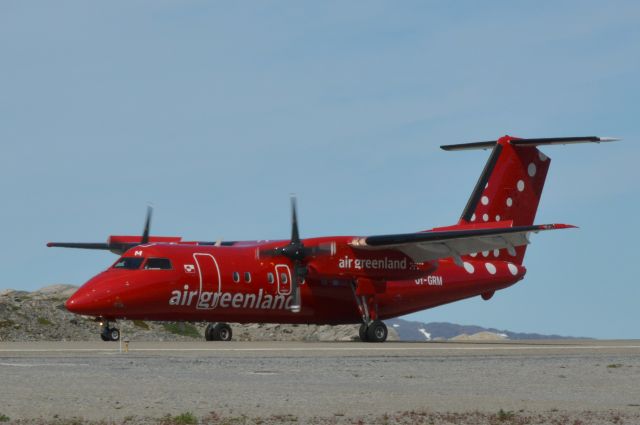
[113, 257, 144, 270]
[144, 258, 172, 270]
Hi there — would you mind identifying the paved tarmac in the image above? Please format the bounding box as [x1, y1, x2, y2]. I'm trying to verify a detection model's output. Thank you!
[1, 340, 639, 421]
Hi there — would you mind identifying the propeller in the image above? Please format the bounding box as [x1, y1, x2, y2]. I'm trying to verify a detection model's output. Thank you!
[259, 196, 334, 313]
[47, 206, 156, 254]
[141, 205, 153, 244]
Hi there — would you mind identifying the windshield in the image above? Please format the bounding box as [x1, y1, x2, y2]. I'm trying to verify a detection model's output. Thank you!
[113, 257, 144, 270]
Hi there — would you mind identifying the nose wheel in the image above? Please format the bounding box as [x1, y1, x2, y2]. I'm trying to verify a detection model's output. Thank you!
[204, 323, 233, 341]
[100, 322, 120, 341]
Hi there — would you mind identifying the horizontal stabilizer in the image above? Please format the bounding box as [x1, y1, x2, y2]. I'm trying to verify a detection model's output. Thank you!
[441, 136, 619, 151]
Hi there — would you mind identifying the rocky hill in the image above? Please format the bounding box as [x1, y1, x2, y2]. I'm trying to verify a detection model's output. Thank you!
[387, 317, 590, 341]
[0, 285, 398, 342]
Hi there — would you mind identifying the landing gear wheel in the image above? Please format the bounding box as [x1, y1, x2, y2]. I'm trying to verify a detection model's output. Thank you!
[359, 323, 369, 342]
[108, 328, 120, 341]
[204, 323, 215, 341]
[101, 326, 120, 341]
[213, 323, 233, 341]
[366, 321, 387, 343]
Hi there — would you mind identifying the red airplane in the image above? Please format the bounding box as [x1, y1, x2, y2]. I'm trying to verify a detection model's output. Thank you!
[48, 135, 615, 342]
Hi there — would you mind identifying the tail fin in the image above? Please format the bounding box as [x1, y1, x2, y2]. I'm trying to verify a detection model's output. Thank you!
[442, 135, 617, 264]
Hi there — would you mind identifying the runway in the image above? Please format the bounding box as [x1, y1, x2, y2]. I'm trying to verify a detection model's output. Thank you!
[1, 340, 639, 423]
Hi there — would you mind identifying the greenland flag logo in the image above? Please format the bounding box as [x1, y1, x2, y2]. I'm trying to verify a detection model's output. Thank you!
[184, 264, 195, 273]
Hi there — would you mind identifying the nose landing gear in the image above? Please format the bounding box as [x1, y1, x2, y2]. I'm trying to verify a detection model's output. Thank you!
[99, 321, 120, 341]
[204, 323, 233, 341]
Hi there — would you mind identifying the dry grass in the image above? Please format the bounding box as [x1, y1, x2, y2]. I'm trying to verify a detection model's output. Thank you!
[2, 410, 638, 425]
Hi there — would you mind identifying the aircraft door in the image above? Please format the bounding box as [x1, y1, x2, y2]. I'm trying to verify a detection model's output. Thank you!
[194, 253, 221, 310]
[275, 264, 292, 296]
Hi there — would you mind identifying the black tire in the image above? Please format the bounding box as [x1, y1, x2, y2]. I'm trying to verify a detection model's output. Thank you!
[213, 323, 233, 341]
[109, 327, 120, 341]
[366, 321, 387, 343]
[358, 323, 369, 342]
[204, 323, 215, 341]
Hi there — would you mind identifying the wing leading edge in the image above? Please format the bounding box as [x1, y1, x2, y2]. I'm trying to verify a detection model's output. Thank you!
[351, 223, 576, 263]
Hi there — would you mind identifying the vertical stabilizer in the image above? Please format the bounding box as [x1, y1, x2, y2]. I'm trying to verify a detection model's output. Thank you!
[440, 135, 616, 264]
[455, 135, 551, 264]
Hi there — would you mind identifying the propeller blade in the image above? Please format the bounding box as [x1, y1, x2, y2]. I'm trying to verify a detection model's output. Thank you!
[290, 195, 300, 244]
[141, 206, 152, 244]
[289, 261, 306, 313]
[290, 285, 301, 313]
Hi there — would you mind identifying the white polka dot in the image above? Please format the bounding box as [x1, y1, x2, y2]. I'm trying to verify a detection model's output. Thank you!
[493, 249, 500, 257]
[517, 180, 525, 192]
[485, 182, 489, 189]
[463, 262, 475, 274]
[507, 246, 517, 256]
[482, 251, 489, 257]
[482, 214, 489, 222]
[508, 263, 518, 276]
[470, 252, 477, 257]
[485, 262, 497, 274]
[495, 215, 501, 221]
[481, 196, 489, 205]
[538, 151, 548, 161]
[471, 213, 476, 222]
[506, 197, 513, 207]
[528, 163, 537, 177]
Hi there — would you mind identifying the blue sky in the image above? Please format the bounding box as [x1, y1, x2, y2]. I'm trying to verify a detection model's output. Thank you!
[1, 1, 638, 338]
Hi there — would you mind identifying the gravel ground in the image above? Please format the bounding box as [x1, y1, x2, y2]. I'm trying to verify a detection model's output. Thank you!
[1, 341, 639, 424]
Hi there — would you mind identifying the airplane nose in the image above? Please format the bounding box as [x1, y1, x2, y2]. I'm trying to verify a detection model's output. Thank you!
[65, 289, 92, 314]
[65, 273, 130, 316]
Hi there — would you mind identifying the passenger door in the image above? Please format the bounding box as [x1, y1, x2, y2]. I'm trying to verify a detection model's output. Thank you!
[275, 264, 292, 296]
[193, 253, 221, 310]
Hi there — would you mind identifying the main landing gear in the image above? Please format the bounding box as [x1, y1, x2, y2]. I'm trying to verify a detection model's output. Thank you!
[205, 323, 233, 341]
[100, 321, 120, 341]
[359, 320, 388, 343]
[352, 280, 388, 343]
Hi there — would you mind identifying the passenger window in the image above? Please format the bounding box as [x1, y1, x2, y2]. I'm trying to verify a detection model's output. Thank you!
[244, 272, 251, 283]
[113, 257, 144, 270]
[233, 272, 240, 283]
[280, 273, 288, 284]
[267, 273, 274, 284]
[144, 258, 172, 270]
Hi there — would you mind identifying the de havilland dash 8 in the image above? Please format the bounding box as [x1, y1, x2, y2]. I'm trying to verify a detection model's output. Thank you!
[48, 135, 616, 342]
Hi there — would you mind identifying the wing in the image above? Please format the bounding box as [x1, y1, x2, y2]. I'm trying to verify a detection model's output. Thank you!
[46, 241, 139, 255]
[350, 223, 576, 263]
[47, 237, 239, 255]
[47, 242, 113, 250]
